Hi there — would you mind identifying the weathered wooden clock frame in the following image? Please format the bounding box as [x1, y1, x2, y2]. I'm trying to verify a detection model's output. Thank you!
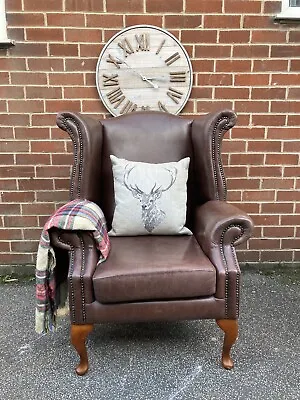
[96, 25, 193, 116]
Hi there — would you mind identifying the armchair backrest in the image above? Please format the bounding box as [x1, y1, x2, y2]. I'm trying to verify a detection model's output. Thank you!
[100, 112, 194, 229]
[57, 110, 237, 231]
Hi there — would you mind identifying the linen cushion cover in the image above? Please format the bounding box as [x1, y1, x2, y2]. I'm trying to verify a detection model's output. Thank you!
[109, 155, 191, 236]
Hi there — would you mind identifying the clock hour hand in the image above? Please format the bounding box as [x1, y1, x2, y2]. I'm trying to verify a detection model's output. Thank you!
[115, 57, 159, 89]
[141, 75, 159, 89]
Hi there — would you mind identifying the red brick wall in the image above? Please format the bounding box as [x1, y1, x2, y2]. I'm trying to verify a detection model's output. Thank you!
[1, 0, 300, 267]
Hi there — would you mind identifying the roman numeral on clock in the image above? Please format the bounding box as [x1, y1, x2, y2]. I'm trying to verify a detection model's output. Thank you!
[165, 52, 180, 66]
[158, 101, 169, 113]
[118, 37, 134, 57]
[106, 54, 123, 69]
[106, 88, 137, 113]
[135, 33, 150, 52]
[120, 100, 137, 114]
[167, 87, 183, 104]
[103, 73, 119, 87]
[107, 87, 125, 108]
[170, 71, 186, 83]
[156, 39, 166, 55]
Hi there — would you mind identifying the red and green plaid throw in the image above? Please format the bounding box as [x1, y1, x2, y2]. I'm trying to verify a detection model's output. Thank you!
[35, 199, 110, 334]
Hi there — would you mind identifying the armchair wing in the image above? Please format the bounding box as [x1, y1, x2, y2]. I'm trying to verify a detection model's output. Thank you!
[56, 111, 104, 204]
[191, 110, 237, 202]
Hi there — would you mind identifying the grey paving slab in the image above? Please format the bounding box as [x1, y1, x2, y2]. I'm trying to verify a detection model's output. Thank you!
[0, 270, 299, 400]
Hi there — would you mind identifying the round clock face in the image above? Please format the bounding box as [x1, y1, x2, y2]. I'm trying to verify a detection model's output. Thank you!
[96, 25, 193, 117]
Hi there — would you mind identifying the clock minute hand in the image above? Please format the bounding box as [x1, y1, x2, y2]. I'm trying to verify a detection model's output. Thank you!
[125, 63, 159, 89]
[116, 57, 159, 89]
[143, 76, 169, 82]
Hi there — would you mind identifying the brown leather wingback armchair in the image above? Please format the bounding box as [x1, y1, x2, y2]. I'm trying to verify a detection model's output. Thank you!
[50, 110, 253, 375]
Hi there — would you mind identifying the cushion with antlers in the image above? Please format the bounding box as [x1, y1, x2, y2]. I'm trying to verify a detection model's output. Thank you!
[109, 155, 192, 236]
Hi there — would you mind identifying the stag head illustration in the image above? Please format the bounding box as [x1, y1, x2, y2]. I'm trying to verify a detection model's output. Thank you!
[123, 165, 177, 232]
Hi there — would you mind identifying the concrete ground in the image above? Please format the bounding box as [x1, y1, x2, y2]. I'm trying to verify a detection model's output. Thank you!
[0, 269, 299, 400]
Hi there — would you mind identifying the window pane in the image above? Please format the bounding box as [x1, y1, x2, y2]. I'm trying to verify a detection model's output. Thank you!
[290, 0, 300, 6]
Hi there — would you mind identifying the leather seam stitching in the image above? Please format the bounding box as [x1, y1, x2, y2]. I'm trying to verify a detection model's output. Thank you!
[60, 116, 83, 198]
[212, 116, 229, 201]
[219, 223, 244, 318]
[79, 236, 87, 322]
[231, 244, 241, 319]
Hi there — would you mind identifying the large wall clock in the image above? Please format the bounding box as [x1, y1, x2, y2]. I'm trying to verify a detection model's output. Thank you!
[96, 25, 193, 116]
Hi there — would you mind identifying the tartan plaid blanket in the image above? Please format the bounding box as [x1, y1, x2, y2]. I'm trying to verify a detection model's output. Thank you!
[35, 199, 110, 334]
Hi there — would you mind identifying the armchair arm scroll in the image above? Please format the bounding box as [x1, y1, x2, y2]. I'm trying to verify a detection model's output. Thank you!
[194, 200, 253, 250]
[193, 201, 253, 318]
[50, 228, 99, 324]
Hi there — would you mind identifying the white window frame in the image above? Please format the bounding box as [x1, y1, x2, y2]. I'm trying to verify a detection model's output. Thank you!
[0, 0, 13, 46]
[276, 0, 300, 19]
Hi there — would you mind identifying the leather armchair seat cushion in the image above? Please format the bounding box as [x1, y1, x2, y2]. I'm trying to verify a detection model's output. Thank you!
[93, 236, 216, 303]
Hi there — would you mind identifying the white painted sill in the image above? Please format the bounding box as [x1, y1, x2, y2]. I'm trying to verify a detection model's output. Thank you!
[0, 38, 14, 49]
[0, 0, 14, 49]
[275, 2, 300, 22]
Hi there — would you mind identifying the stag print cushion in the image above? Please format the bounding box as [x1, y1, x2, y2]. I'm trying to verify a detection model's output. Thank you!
[109, 155, 192, 236]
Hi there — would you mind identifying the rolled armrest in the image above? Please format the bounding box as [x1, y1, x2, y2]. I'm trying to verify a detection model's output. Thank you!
[193, 200, 253, 312]
[194, 200, 253, 251]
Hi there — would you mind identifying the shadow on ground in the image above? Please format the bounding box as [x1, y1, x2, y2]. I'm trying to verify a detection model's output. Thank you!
[0, 269, 299, 400]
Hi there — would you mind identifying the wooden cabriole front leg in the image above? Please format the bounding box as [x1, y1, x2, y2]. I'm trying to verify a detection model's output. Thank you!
[70, 324, 94, 376]
[216, 319, 238, 370]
